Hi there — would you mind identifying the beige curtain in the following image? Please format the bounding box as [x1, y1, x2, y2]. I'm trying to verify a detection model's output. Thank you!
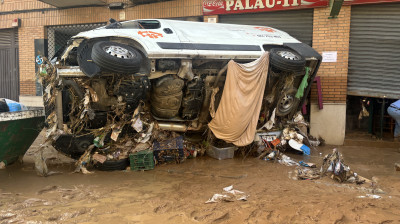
[208, 52, 269, 146]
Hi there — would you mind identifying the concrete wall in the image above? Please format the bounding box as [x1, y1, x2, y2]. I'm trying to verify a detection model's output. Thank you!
[19, 96, 44, 107]
[310, 103, 347, 145]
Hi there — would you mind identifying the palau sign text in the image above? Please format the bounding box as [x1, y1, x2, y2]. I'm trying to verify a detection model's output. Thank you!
[203, 0, 329, 15]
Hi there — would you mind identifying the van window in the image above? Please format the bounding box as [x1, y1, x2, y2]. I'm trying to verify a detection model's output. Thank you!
[114, 20, 161, 29]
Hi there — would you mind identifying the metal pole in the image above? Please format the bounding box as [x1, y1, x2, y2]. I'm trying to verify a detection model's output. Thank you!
[379, 99, 386, 139]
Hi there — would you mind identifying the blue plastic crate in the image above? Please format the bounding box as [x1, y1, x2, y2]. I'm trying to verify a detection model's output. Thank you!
[153, 136, 184, 164]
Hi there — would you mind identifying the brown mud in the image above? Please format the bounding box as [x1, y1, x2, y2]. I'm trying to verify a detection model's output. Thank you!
[1, 134, 400, 224]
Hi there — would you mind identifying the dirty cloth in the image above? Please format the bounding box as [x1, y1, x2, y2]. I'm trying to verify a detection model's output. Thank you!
[208, 52, 269, 146]
[295, 67, 309, 99]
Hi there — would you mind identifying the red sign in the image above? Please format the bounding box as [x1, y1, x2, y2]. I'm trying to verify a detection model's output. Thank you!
[343, 0, 400, 5]
[203, 0, 329, 15]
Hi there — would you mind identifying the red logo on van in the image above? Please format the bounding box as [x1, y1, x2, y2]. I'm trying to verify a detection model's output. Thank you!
[138, 31, 163, 39]
[254, 27, 276, 33]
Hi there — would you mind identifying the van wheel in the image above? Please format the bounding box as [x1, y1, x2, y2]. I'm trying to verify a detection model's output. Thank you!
[270, 48, 306, 72]
[276, 88, 299, 117]
[94, 158, 130, 171]
[91, 41, 143, 74]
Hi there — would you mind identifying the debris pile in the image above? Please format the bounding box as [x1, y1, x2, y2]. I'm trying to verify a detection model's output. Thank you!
[319, 148, 364, 184]
[257, 112, 319, 157]
[37, 57, 203, 173]
[37, 54, 317, 175]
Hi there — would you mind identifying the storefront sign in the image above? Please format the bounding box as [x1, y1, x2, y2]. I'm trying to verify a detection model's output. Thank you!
[203, 0, 329, 15]
[343, 0, 400, 5]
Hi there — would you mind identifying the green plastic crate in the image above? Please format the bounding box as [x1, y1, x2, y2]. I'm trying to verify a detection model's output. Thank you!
[129, 150, 154, 171]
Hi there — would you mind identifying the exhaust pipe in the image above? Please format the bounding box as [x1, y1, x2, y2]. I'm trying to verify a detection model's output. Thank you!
[157, 122, 188, 132]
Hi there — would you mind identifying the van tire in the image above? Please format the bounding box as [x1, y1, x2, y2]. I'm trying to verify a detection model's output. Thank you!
[94, 158, 130, 171]
[270, 48, 306, 72]
[276, 87, 299, 117]
[91, 41, 143, 74]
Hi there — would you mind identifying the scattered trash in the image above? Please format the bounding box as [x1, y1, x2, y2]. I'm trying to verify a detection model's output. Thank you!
[34, 145, 62, 177]
[34, 147, 49, 177]
[0, 161, 5, 169]
[294, 167, 320, 180]
[206, 185, 248, 203]
[320, 148, 359, 183]
[92, 153, 107, 164]
[74, 146, 94, 174]
[309, 139, 321, 147]
[279, 154, 299, 166]
[258, 146, 299, 167]
[261, 108, 276, 130]
[288, 139, 310, 155]
[395, 163, 400, 171]
[357, 194, 382, 199]
[205, 194, 231, 203]
[299, 161, 316, 168]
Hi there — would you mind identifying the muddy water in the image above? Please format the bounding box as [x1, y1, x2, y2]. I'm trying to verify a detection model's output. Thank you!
[1, 143, 400, 223]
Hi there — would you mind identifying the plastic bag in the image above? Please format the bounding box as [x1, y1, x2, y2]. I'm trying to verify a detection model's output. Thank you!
[3, 99, 28, 112]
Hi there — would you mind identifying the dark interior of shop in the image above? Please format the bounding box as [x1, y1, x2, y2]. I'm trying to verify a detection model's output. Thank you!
[346, 95, 397, 140]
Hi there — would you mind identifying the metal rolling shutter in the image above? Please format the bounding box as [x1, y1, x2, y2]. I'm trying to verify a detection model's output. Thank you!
[47, 23, 106, 59]
[0, 29, 19, 101]
[348, 3, 400, 99]
[219, 9, 313, 46]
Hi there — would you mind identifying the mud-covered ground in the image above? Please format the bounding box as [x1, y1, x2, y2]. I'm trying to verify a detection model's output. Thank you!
[1, 132, 400, 224]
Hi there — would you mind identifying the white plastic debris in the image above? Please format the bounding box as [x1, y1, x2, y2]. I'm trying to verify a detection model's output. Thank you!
[205, 194, 230, 203]
[263, 108, 276, 130]
[111, 124, 123, 141]
[45, 84, 52, 101]
[0, 161, 5, 169]
[206, 185, 248, 204]
[309, 139, 321, 147]
[278, 155, 299, 166]
[132, 117, 143, 132]
[223, 185, 233, 192]
[357, 194, 381, 199]
[293, 112, 305, 123]
[131, 105, 143, 132]
[135, 122, 154, 143]
[288, 139, 303, 152]
[35, 146, 49, 177]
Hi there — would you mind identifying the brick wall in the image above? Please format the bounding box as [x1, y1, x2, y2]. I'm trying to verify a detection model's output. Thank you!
[18, 26, 45, 95]
[311, 6, 351, 103]
[0, 0, 202, 96]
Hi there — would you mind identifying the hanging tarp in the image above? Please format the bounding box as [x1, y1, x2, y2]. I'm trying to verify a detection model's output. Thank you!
[208, 52, 269, 146]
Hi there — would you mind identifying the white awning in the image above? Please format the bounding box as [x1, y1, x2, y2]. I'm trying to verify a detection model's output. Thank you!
[38, 0, 106, 8]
